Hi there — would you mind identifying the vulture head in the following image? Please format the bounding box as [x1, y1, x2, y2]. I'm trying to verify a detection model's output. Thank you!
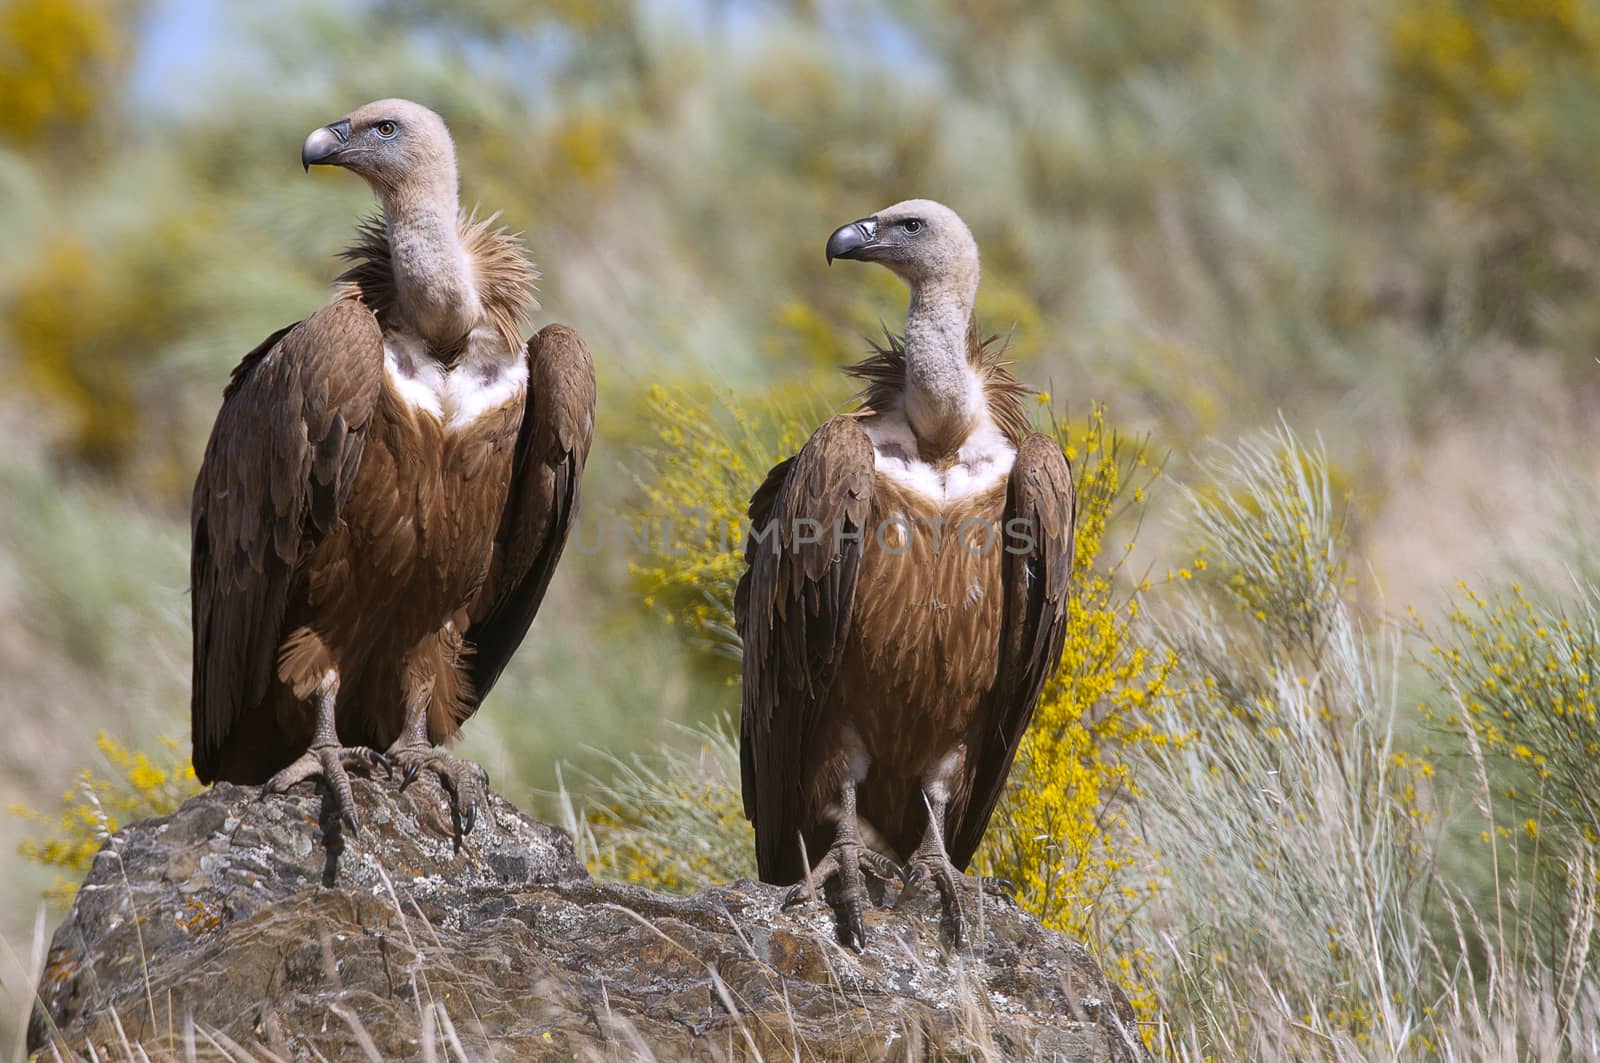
[824, 199, 979, 291]
[301, 98, 458, 200]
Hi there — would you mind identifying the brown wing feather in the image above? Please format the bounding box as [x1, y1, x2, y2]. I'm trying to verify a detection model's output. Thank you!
[463, 323, 595, 707]
[948, 432, 1076, 869]
[736, 416, 875, 883]
[190, 300, 383, 782]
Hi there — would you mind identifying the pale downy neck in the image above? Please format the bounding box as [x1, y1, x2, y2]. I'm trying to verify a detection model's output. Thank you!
[380, 172, 478, 350]
[901, 272, 980, 451]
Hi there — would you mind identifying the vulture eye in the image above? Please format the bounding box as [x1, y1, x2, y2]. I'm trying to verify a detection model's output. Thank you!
[375, 121, 398, 139]
[902, 219, 923, 234]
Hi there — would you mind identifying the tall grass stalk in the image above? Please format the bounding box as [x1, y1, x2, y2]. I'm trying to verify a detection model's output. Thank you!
[1137, 426, 1599, 1061]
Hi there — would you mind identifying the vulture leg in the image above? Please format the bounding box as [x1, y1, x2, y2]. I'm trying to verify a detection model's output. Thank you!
[261, 674, 388, 836]
[385, 681, 490, 844]
[900, 791, 1016, 947]
[779, 779, 900, 951]
[899, 795, 1010, 951]
[900, 789, 969, 945]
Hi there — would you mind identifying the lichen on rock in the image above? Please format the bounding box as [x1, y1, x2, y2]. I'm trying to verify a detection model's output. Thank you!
[30, 776, 1148, 1061]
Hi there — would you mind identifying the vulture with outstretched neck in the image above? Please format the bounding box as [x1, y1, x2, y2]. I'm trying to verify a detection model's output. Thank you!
[737, 200, 1075, 947]
[190, 99, 594, 838]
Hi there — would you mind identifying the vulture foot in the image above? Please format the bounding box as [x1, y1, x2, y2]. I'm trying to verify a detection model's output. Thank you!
[898, 857, 1011, 948]
[780, 842, 900, 952]
[387, 743, 490, 843]
[899, 850, 967, 946]
[261, 744, 389, 837]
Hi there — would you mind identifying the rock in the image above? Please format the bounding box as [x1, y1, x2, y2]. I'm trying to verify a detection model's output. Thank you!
[30, 776, 1149, 1061]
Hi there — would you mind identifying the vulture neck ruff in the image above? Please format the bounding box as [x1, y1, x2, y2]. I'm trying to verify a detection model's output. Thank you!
[381, 326, 528, 431]
[865, 405, 1016, 508]
[337, 208, 539, 433]
[845, 323, 1034, 511]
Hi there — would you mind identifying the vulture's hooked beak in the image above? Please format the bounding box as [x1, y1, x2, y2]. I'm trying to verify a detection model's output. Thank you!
[301, 119, 352, 172]
[826, 217, 879, 264]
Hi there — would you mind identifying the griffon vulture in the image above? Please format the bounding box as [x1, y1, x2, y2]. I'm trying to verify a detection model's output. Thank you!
[737, 200, 1076, 947]
[190, 100, 594, 838]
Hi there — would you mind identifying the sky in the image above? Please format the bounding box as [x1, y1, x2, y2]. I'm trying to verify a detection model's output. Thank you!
[127, 0, 933, 111]
[128, 0, 241, 106]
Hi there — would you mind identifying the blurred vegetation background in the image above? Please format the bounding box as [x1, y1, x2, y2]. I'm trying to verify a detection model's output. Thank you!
[3, 0, 1600, 1057]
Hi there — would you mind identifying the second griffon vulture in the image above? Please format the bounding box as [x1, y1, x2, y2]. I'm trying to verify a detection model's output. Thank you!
[190, 99, 594, 837]
[737, 200, 1076, 947]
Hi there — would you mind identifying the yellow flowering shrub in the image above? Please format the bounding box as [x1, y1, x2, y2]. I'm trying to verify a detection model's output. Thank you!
[12, 731, 199, 906]
[1385, 0, 1600, 342]
[973, 405, 1174, 1032]
[8, 239, 142, 469]
[1386, 0, 1600, 207]
[629, 384, 819, 675]
[1418, 583, 1600, 850]
[0, 0, 125, 148]
[974, 407, 1172, 925]
[768, 300, 858, 372]
[7, 217, 208, 472]
[550, 107, 625, 186]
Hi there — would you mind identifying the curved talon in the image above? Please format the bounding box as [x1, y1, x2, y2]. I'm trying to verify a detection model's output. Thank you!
[385, 744, 490, 846]
[845, 904, 866, 952]
[259, 743, 382, 839]
[980, 876, 1016, 899]
[939, 883, 965, 947]
[836, 854, 867, 949]
[901, 852, 967, 947]
[779, 840, 886, 948]
[861, 852, 902, 884]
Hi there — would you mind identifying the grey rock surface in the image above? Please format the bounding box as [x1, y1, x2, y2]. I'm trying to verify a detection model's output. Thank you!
[30, 776, 1149, 1060]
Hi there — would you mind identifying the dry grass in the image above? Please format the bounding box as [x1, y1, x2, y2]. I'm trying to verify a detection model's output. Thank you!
[1131, 428, 1600, 1061]
[7, 862, 1085, 1063]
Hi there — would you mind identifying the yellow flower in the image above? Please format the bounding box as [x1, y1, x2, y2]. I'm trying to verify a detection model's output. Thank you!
[15, 732, 200, 905]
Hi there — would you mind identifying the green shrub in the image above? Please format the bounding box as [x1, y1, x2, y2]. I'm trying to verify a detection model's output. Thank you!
[1420, 583, 1600, 854]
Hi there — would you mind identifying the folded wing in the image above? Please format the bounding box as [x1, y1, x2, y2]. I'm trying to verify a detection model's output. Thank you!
[190, 301, 384, 781]
[736, 416, 876, 883]
[463, 323, 596, 708]
[949, 432, 1076, 869]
